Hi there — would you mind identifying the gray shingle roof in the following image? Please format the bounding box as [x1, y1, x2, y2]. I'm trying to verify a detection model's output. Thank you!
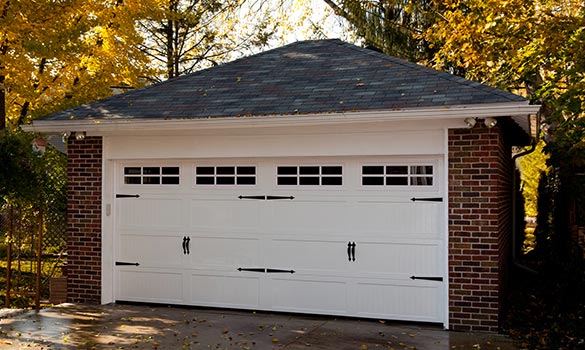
[40, 39, 527, 121]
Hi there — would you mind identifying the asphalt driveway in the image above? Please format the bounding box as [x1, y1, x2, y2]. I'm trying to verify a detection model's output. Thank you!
[0, 303, 519, 349]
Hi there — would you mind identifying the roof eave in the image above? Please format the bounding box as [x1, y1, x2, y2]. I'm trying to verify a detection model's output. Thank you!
[22, 102, 541, 135]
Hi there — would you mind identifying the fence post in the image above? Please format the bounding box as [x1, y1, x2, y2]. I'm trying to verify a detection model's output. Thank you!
[35, 207, 43, 311]
[5, 204, 13, 307]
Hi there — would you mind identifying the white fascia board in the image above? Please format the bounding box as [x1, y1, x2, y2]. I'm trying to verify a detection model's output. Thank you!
[21, 102, 541, 135]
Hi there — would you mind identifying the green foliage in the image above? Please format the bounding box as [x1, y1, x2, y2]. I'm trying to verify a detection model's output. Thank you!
[0, 131, 43, 203]
[322, 0, 436, 61]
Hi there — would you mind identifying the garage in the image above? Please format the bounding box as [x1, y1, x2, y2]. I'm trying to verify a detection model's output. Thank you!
[113, 155, 445, 323]
[24, 39, 540, 331]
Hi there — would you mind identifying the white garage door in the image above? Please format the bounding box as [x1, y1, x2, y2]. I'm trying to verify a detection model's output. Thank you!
[114, 156, 446, 323]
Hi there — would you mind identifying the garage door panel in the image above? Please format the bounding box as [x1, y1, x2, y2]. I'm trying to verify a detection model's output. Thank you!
[119, 234, 183, 267]
[118, 270, 183, 303]
[190, 274, 260, 308]
[355, 241, 441, 276]
[266, 239, 349, 272]
[187, 237, 261, 269]
[266, 200, 349, 234]
[353, 201, 442, 238]
[267, 278, 348, 314]
[118, 198, 183, 230]
[190, 199, 261, 231]
[354, 282, 441, 322]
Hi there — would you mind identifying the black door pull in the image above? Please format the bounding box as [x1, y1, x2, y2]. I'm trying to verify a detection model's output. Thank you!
[347, 241, 351, 261]
[347, 242, 356, 262]
[116, 261, 140, 266]
[182, 236, 187, 255]
[185, 236, 190, 255]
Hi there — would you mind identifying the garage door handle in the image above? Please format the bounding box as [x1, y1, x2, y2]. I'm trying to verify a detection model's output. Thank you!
[116, 261, 140, 266]
[186, 236, 190, 255]
[347, 241, 356, 261]
[182, 236, 187, 255]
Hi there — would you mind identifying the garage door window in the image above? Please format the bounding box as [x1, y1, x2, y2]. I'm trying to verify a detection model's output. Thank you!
[124, 166, 180, 185]
[195, 166, 256, 185]
[362, 165, 433, 186]
[277, 165, 343, 186]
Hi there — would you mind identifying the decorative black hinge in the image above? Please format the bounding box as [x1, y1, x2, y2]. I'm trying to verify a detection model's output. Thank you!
[410, 197, 443, 202]
[116, 194, 140, 198]
[266, 268, 295, 274]
[266, 196, 295, 200]
[238, 195, 295, 200]
[410, 276, 443, 282]
[116, 261, 140, 266]
[238, 195, 266, 200]
[237, 268, 266, 273]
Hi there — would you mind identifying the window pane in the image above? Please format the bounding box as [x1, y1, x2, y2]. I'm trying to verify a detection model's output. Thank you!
[162, 177, 180, 185]
[411, 177, 433, 186]
[299, 166, 319, 175]
[299, 176, 319, 185]
[162, 167, 180, 175]
[410, 165, 433, 175]
[143, 176, 160, 185]
[278, 166, 297, 175]
[216, 176, 235, 185]
[196, 167, 214, 175]
[143, 167, 160, 175]
[277, 177, 297, 185]
[363, 166, 384, 175]
[124, 176, 141, 184]
[237, 166, 256, 175]
[124, 167, 141, 175]
[236, 176, 256, 185]
[322, 177, 342, 186]
[216, 167, 235, 175]
[362, 176, 384, 186]
[386, 177, 408, 186]
[322, 166, 342, 175]
[196, 176, 214, 185]
[386, 166, 408, 175]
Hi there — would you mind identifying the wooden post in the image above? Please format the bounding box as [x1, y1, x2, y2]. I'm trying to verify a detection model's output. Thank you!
[5, 204, 13, 307]
[35, 207, 43, 311]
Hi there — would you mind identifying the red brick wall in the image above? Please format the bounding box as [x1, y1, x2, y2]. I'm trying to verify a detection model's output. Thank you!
[67, 136, 102, 304]
[448, 123, 513, 332]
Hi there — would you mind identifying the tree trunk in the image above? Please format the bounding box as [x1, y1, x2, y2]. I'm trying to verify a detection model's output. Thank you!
[0, 74, 5, 130]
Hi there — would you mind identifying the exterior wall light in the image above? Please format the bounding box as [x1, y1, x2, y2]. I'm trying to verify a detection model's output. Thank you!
[61, 132, 71, 143]
[75, 131, 86, 141]
[464, 117, 477, 128]
[484, 117, 498, 128]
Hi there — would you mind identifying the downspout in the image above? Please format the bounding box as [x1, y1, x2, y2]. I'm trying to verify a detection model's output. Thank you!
[511, 114, 540, 274]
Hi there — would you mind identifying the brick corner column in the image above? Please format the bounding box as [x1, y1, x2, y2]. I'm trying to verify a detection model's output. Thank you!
[447, 125, 511, 332]
[66, 136, 103, 304]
